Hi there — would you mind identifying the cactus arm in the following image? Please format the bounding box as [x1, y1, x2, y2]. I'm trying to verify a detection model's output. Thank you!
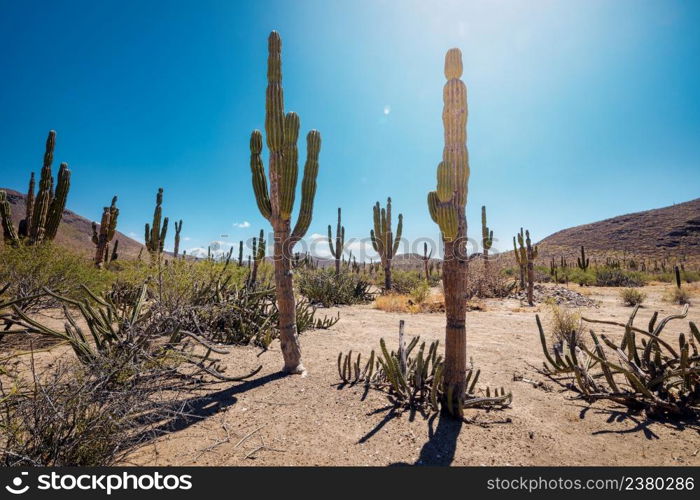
[44, 162, 71, 240]
[280, 112, 300, 219]
[249, 130, 272, 221]
[290, 130, 320, 243]
[392, 213, 403, 256]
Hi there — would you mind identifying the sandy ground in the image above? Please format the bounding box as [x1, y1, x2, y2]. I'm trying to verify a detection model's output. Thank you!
[7, 283, 700, 466]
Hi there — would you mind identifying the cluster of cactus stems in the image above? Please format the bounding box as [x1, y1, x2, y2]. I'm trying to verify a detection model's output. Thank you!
[173, 220, 183, 258]
[426, 48, 470, 414]
[247, 229, 266, 286]
[538, 305, 699, 418]
[0, 131, 71, 247]
[249, 31, 321, 374]
[91, 196, 119, 267]
[481, 205, 493, 266]
[328, 207, 345, 276]
[514, 228, 538, 306]
[145, 188, 169, 263]
[577, 245, 589, 271]
[337, 321, 511, 416]
[371, 197, 402, 291]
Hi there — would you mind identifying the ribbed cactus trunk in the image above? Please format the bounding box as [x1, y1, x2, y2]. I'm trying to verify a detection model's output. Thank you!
[481, 205, 493, 272]
[525, 230, 537, 306]
[427, 48, 470, 415]
[249, 31, 321, 375]
[328, 207, 344, 276]
[371, 198, 402, 292]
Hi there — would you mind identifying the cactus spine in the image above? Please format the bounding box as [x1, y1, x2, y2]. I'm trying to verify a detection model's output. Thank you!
[248, 31, 321, 374]
[145, 188, 169, 262]
[0, 131, 71, 246]
[481, 205, 493, 267]
[173, 220, 183, 258]
[577, 245, 589, 271]
[371, 197, 403, 291]
[328, 207, 345, 276]
[91, 196, 119, 267]
[426, 48, 470, 415]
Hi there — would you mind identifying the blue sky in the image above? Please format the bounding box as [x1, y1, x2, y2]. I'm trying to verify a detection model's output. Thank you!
[1, 0, 698, 259]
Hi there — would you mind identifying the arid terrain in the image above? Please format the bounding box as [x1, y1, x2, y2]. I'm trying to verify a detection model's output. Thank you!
[15, 283, 697, 467]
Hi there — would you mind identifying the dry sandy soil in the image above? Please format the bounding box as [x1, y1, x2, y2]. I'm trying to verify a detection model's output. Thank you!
[9, 283, 700, 466]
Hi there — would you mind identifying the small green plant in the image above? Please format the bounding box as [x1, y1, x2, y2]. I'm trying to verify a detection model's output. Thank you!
[409, 280, 430, 305]
[620, 287, 646, 306]
[297, 268, 372, 307]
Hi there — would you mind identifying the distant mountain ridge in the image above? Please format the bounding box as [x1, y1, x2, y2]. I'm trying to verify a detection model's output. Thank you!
[536, 198, 700, 264]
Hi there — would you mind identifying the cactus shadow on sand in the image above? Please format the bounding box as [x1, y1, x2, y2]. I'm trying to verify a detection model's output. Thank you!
[387, 413, 463, 466]
[127, 371, 287, 447]
[577, 405, 700, 441]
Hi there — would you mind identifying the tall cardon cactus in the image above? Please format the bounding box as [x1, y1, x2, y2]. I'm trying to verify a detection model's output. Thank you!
[249, 31, 321, 374]
[481, 205, 493, 268]
[517, 229, 538, 306]
[173, 220, 183, 258]
[426, 48, 470, 415]
[421, 242, 433, 282]
[0, 131, 71, 246]
[370, 197, 402, 291]
[328, 207, 345, 276]
[145, 188, 169, 263]
[91, 196, 119, 267]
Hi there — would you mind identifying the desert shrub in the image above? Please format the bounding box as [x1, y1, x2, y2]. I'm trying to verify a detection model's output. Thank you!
[465, 260, 517, 298]
[296, 268, 372, 307]
[537, 305, 699, 419]
[0, 244, 112, 310]
[620, 287, 646, 306]
[594, 268, 646, 287]
[409, 281, 430, 304]
[654, 270, 700, 284]
[386, 270, 424, 295]
[548, 305, 584, 349]
[664, 287, 692, 305]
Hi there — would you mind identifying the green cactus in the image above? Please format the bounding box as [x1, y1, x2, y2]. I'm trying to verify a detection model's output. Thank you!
[144, 188, 169, 262]
[675, 265, 682, 289]
[328, 207, 345, 276]
[513, 228, 527, 290]
[91, 196, 119, 267]
[481, 205, 493, 268]
[577, 245, 589, 271]
[371, 197, 403, 291]
[426, 47, 470, 416]
[110, 239, 119, 262]
[248, 229, 266, 286]
[173, 220, 183, 258]
[517, 229, 538, 306]
[0, 131, 71, 246]
[421, 242, 433, 282]
[248, 31, 321, 374]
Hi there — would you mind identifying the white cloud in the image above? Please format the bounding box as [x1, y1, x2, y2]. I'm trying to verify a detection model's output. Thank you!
[183, 236, 191, 241]
[383, 105, 391, 115]
[233, 221, 251, 228]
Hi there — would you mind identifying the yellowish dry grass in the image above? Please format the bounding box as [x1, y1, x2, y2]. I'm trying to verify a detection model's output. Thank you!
[373, 292, 446, 314]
